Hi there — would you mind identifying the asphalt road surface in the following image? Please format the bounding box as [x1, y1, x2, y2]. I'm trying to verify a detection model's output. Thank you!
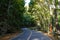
[10, 28, 52, 40]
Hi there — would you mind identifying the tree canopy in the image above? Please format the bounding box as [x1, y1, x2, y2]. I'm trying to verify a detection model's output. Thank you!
[0, 0, 60, 36]
[0, 0, 25, 35]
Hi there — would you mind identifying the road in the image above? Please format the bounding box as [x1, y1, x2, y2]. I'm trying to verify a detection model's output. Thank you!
[10, 28, 52, 40]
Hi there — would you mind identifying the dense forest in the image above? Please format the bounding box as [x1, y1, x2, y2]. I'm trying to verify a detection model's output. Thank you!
[0, 0, 60, 36]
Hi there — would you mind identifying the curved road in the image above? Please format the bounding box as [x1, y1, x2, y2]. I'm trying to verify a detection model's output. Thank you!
[10, 28, 52, 40]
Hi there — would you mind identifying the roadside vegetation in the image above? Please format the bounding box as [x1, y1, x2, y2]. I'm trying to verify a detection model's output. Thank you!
[0, 0, 60, 40]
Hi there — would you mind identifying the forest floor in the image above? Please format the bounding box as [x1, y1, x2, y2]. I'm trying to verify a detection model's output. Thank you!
[44, 32, 60, 40]
[0, 31, 20, 40]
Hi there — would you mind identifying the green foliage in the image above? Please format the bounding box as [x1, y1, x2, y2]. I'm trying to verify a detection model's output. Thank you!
[58, 15, 60, 25]
[28, 0, 51, 31]
[0, 0, 59, 36]
[22, 12, 37, 27]
[0, 0, 25, 35]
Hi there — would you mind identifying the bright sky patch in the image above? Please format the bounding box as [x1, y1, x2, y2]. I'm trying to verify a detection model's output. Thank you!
[24, 0, 30, 6]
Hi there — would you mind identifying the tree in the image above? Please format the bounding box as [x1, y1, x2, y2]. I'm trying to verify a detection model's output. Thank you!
[28, 0, 52, 31]
[0, 0, 25, 35]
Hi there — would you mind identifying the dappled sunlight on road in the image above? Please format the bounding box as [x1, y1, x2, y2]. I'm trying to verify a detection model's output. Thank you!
[32, 38, 39, 40]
